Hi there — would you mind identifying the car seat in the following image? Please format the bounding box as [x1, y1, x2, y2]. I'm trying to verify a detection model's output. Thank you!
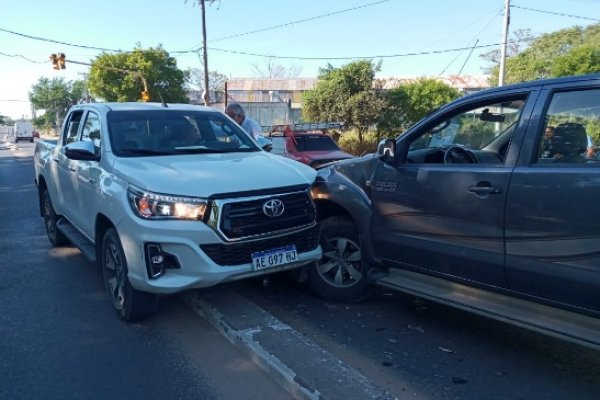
[550, 122, 588, 162]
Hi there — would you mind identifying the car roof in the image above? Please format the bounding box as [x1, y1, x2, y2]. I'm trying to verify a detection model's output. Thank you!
[69, 102, 216, 114]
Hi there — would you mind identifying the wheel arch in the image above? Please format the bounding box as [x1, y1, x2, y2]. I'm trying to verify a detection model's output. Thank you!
[95, 213, 115, 266]
[37, 176, 48, 217]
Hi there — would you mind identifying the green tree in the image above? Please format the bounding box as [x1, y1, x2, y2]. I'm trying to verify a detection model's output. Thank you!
[29, 77, 86, 129]
[88, 46, 188, 103]
[185, 68, 227, 102]
[303, 60, 383, 144]
[486, 23, 600, 85]
[383, 78, 460, 132]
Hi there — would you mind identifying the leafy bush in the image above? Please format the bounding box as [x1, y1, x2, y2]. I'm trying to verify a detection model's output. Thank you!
[337, 130, 380, 156]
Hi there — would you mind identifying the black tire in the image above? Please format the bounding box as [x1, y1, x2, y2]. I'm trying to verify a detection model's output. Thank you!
[307, 216, 371, 302]
[42, 189, 69, 246]
[101, 227, 158, 321]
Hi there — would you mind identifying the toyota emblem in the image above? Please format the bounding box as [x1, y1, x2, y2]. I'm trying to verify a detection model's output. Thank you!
[263, 199, 285, 217]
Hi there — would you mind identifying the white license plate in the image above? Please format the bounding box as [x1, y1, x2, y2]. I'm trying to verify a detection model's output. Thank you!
[251, 245, 298, 271]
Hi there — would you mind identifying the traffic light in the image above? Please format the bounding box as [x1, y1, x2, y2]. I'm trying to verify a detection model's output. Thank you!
[140, 90, 150, 102]
[57, 53, 66, 69]
[50, 53, 58, 70]
[49, 53, 66, 70]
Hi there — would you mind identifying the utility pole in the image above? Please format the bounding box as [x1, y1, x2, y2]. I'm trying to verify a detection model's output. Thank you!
[498, 0, 510, 86]
[200, 0, 210, 106]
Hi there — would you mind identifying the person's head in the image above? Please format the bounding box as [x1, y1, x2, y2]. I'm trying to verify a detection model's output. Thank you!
[544, 125, 555, 139]
[225, 103, 246, 125]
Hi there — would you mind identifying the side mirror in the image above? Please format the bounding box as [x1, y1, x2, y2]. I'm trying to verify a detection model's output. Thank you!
[65, 140, 100, 161]
[256, 136, 273, 152]
[377, 138, 396, 163]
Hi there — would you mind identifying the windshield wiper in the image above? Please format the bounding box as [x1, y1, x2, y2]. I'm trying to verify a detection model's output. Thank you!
[119, 148, 174, 156]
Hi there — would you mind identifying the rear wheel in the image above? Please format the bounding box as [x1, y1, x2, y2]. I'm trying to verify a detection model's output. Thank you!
[101, 228, 158, 321]
[307, 217, 371, 302]
[42, 189, 68, 246]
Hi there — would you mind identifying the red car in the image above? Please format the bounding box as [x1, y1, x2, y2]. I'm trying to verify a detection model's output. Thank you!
[267, 123, 353, 168]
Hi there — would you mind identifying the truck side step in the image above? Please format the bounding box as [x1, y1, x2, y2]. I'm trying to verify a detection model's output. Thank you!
[56, 219, 97, 264]
[375, 269, 600, 350]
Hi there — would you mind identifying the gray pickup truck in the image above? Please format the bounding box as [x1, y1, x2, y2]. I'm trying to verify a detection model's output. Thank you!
[308, 74, 600, 349]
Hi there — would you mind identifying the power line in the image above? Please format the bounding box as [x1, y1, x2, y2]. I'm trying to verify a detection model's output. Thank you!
[0, 51, 45, 64]
[203, 0, 392, 45]
[207, 42, 508, 60]
[0, 26, 122, 52]
[439, 7, 503, 76]
[511, 5, 600, 21]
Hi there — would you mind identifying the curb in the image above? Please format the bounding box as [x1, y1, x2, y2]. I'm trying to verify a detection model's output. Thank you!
[180, 288, 397, 400]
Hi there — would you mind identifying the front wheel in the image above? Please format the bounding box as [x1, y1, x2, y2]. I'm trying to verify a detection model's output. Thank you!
[307, 217, 371, 302]
[101, 228, 158, 321]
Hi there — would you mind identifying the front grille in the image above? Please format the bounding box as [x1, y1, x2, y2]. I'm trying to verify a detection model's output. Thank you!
[219, 191, 315, 239]
[201, 224, 320, 266]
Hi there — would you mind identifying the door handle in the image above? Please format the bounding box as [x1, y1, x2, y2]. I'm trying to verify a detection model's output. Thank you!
[88, 178, 97, 184]
[53, 158, 59, 163]
[69, 166, 77, 172]
[468, 185, 502, 195]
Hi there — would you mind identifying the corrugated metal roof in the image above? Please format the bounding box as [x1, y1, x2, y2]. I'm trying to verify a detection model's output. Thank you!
[226, 76, 490, 92]
[226, 78, 318, 91]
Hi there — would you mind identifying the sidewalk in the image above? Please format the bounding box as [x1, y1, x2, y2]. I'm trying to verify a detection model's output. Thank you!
[181, 288, 398, 400]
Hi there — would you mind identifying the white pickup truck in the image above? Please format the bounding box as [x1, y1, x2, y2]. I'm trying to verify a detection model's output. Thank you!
[34, 102, 321, 320]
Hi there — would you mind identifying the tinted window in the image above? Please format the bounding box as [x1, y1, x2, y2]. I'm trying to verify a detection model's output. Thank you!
[411, 99, 525, 151]
[536, 89, 600, 164]
[107, 110, 259, 157]
[64, 111, 84, 145]
[81, 112, 101, 148]
[294, 135, 340, 151]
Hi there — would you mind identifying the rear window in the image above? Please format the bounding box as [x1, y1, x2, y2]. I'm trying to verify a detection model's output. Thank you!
[294, 135, 340, 152]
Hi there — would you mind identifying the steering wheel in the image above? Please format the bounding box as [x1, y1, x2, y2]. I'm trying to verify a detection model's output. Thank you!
[443, 146, 478, 164]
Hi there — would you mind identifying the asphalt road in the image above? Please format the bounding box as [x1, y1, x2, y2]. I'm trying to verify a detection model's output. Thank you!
[0, 141, 289, 400]
[4, 139, 600, 400]
[236, 273, 600, 400]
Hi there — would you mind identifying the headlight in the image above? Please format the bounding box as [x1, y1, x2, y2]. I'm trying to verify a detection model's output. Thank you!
[127, 186, 207, 220]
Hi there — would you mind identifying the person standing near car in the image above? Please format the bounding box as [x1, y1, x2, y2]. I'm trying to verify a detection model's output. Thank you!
[225, 103, 263, 139]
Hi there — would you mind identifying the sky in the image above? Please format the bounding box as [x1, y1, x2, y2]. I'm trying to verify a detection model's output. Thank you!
[1, 0, 599, 120]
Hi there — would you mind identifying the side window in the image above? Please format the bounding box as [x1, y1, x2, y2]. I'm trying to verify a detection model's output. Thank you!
[81, 112, 102, 148]
[535, 89, 599, 165]
[63, 111, 84, 145]
[407, 97, 526, 165]
[270, 136, 285, 155]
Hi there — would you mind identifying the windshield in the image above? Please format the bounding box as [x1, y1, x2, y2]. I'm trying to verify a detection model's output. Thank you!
[294, 135, 341, 151]
[108, 110, 259, 157]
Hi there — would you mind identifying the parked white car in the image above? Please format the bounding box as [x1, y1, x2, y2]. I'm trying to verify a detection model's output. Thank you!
[34, 103, 321, 321]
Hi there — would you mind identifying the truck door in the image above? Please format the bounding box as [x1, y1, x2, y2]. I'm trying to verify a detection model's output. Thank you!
[75, 111, 103, 238]
[505, 82, 600, 313]
[53, 110, 84, 217]
[370, 91, 537, 287]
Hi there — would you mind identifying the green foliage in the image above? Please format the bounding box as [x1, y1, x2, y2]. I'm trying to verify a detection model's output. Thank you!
[88, 46, 187, 103]
[337, 129, 380, 156]
[487, 23, 600, 85]
[29, 77, 86, 129]
[185, 68, 227, 99]
[383, 78, 460, 132]
[303, 60, 382, 143]
[552, 44, 600, 77]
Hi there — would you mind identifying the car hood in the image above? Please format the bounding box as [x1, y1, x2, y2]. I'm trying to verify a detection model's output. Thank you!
[113, 151, 317, 196]
[305, 150, 354, 161]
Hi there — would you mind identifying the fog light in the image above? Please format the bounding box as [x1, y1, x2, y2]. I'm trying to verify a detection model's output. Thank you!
[144, 243, 181, 279]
